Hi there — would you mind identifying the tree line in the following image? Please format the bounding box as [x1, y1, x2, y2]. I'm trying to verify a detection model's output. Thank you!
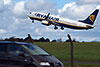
[0, 36, 77, 43]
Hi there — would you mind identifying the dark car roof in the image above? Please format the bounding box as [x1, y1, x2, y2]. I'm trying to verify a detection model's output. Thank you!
[0, 41, 32, 46]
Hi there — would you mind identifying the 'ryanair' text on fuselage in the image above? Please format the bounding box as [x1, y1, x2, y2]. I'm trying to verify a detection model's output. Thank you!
[34, 13, 59, 21]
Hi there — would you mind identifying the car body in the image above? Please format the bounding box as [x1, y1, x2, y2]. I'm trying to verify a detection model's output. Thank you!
[0, 41, 63, 67]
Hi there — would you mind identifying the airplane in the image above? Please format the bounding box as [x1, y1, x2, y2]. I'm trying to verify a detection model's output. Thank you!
[28, 9, 99, 30]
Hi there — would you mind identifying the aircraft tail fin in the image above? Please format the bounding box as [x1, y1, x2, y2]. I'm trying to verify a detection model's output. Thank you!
[79, 9, 99, 25]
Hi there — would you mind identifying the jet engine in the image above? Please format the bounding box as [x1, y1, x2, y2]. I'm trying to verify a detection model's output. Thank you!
[41, 20, 50, 26]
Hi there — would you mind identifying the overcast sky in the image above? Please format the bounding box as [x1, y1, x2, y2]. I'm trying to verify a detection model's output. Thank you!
[0, 0, 100, 41]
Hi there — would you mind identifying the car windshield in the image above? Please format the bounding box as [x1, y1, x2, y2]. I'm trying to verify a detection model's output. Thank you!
[22, 44, 49, 55]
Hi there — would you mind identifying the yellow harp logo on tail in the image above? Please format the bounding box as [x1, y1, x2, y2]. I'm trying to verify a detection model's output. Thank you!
[89, 15, 95, 23]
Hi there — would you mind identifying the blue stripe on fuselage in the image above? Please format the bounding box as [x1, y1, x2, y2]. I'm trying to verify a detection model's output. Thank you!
[55, 22, 92, 29]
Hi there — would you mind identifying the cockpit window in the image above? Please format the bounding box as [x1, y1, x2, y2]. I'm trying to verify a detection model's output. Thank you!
[22, 44, 49, 55]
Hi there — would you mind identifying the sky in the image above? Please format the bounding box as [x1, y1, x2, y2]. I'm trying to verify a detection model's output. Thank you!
[0, 0, 100, 42]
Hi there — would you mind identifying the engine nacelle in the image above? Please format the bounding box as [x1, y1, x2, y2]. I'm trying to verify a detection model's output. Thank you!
[41, 20, 50, 26]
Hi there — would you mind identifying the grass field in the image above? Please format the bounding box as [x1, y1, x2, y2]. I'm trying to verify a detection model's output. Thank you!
[34, 42, 100, 67]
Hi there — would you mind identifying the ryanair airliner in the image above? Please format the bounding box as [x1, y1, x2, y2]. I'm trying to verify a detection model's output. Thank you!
[28, 9, 99, 30]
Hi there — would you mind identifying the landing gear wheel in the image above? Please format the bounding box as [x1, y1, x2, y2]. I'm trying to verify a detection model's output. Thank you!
[32, 20, 34, 23]
[61, 27, 64, 30]
[54, 26, 58, 30]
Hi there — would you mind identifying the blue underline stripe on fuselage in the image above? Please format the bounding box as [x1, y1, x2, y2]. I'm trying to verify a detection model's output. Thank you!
[55, 22, 89, 29]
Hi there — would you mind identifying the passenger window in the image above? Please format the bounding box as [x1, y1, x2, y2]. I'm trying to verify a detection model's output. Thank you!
[10, 45, 18, 51]
[9, 45, 29, 57]
[0, 44, 9, 56]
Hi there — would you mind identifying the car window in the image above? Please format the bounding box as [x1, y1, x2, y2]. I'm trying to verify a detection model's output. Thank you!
[0, 43, 9, 56]
[10, 44, 18, 51]
[9, 45, 29, 57]
[22, 44, 49, 55]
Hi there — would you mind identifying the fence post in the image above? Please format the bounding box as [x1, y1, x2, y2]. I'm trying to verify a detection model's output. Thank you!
[67, 34, 74, 67]
[28, 34, 34, 44]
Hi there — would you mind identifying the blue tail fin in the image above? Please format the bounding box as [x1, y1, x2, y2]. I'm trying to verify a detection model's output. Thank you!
[79, 9, 99, 25]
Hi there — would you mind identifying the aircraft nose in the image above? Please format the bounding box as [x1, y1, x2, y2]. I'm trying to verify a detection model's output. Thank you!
[27, 12, 32, 16]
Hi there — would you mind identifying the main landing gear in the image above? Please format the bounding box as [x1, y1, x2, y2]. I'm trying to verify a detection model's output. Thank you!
[54, 26, 58, 30]
[61, 27, 64, 30]
[54, 26, 64, 30]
